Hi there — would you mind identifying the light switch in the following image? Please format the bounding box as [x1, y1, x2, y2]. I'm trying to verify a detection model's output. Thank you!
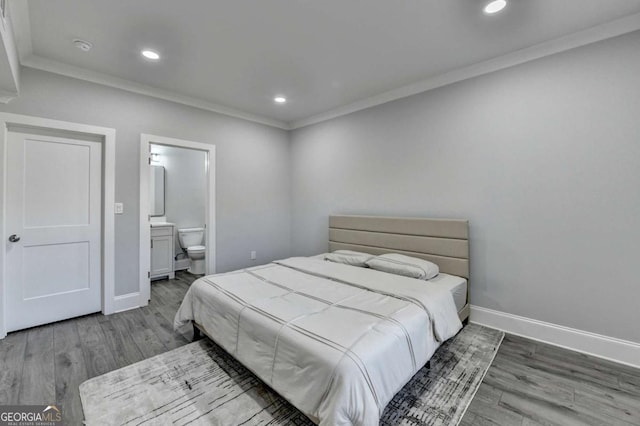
[114, 202, 124, 214]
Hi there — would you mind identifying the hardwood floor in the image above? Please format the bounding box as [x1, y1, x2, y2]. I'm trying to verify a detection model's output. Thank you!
[1, 272, 638, 425]
[461, 335, 640, 426]
[0, 271, 197, 424]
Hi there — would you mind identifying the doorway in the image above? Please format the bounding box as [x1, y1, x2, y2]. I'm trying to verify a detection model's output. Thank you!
[139, 134, 215, 305]
[0, 113, 116, 337]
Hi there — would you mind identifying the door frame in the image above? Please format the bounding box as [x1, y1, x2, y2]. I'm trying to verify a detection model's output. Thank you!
[139, 134, 216, 305]
[0, 112, 116, 338]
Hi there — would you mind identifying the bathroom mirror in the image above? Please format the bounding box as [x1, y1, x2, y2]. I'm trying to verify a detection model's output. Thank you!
[149, 165, 165, 216]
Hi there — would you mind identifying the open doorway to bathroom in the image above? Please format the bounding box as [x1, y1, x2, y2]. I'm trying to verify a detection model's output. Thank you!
[139, 134, 215, 306]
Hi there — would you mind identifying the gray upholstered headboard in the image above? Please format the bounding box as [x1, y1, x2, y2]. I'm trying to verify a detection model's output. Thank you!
[328, 215, 470, 318]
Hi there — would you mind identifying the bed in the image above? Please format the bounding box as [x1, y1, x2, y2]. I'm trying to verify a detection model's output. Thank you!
[327, 215, 470, 322]
[174, 215, 470, 425]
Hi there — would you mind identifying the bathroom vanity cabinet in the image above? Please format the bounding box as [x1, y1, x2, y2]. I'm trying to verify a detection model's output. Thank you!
[150, 224, 175, 280]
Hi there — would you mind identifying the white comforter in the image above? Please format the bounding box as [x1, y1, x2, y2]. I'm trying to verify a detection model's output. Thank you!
[174, 257, 462, 425]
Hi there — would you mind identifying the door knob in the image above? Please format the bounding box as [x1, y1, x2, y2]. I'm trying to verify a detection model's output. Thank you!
[8, 234, 20, 243]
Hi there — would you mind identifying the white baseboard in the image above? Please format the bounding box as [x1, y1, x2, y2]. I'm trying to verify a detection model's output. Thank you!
[470, 305, 640, 369]
[113, 292, 141, 313]
[175, 258, 190, 271]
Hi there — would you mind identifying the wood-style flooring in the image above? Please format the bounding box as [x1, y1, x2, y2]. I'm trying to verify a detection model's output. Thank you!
[461, 333, 640, 426]
[0, 271, 197, 425]
[1, 271, 639, 426]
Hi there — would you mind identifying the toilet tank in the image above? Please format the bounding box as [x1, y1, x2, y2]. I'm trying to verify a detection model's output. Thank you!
[178, 227, 204, 248]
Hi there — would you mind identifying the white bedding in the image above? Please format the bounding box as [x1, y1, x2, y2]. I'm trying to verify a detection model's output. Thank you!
[314, 253, 468, 311]
[174, 257, 462, 425]
[429, 273, 468, 311]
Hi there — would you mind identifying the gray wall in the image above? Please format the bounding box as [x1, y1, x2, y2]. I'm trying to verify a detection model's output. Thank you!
[4, 31, 639, 343]
[150, 144, 207, 261]
[1, 67, 291, 296]
[290, 31, 640, 343]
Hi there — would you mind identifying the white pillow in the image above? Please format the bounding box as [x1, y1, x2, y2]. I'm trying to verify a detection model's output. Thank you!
[325, 250, 375, 267]
[366, 253, 439, 280]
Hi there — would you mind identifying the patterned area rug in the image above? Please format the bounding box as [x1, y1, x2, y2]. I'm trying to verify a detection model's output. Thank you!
[80, 324, 503, 425]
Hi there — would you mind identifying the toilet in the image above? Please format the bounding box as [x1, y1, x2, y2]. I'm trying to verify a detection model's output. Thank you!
[178, 227, 206, 275]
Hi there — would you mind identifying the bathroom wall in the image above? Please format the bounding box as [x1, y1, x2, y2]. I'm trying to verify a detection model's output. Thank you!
[150, 144, 207, 269]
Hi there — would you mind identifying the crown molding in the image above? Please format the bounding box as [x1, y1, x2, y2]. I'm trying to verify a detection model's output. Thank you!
[9, 0, 290, 129]
[10, 1, 640, 132]
[290, 12, 640, 130]
[0, 89, 17, 104]
[20, 55, 291, 130]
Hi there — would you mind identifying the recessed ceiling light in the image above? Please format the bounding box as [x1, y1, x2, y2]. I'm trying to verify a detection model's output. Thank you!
[73, 39, 93, 52]
[483, 0, 507, 14]
[274, 96, 287, 104]
[142, 49, 160, 60]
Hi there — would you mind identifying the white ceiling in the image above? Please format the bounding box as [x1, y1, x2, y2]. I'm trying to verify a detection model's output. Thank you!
[11, 0, 640, 128]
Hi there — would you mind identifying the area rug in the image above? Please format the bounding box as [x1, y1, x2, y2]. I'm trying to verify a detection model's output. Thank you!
[80, 323, 503, 425]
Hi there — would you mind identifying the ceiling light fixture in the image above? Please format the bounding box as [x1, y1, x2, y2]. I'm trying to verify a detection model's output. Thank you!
[274, 96, 287, 104]
[483, 0, 507, 14]
[141, 49, 160, 60]
[73, 39, 93, 52]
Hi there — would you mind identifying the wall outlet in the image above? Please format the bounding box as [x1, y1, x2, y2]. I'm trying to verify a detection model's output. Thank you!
[250, 251, 257, 260]
[114, 202, 124, 214]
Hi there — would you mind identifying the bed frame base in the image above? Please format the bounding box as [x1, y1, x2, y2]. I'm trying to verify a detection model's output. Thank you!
[192, 322, 202, 341]
[459, 303, 470, 323]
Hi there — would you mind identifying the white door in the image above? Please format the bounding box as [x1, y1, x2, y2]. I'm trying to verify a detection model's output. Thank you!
[5, 130, 102, 332]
